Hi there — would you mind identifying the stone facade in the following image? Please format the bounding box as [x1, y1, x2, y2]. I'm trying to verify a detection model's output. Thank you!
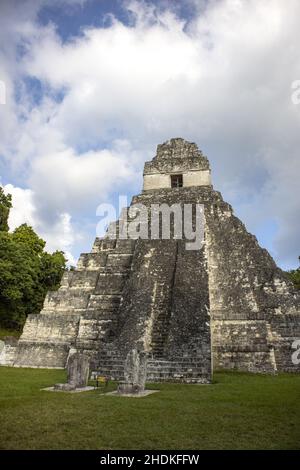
[143, 139, 211, 190]
[0, 337, 18, 366]
[3, 138, 300, 381]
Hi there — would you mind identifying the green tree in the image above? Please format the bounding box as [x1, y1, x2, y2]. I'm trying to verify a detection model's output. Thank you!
[288, 269, 300, 290]
[0, 228, 37, 328]
[40, 250, 66, 290]
[0, 210, 67, 329]
[0, 187, 12, 232]
[286, 257, 300, 290]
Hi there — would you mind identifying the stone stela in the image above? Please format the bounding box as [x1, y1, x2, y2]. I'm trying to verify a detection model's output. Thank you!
[54, 350, 90, 391]
[117, 348, 148, 395]
[2, 138, 299, 382]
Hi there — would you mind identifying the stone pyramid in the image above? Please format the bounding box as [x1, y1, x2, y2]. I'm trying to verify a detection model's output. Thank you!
[10, 138, 300, 382]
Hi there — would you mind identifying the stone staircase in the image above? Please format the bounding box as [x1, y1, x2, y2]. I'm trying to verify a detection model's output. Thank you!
[149, 282, 172, 358]
[91, 352, 125, 381]
[147, 358, 211, 383]
[92, 357, 210, 383]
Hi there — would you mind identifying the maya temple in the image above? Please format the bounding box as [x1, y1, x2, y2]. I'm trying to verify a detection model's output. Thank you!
[1, 138, 300, 383]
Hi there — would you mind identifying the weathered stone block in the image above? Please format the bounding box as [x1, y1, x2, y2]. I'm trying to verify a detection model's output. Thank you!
[95, 273, 126, 295]
[66, 350, 90, 387]
[117, 349, 148, 395]
[77, 253, 107, 270]
[54, 350, 90, 390]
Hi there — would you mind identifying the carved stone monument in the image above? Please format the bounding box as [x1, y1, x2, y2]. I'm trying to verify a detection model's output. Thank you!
[117, 348, 148, 395]
[54, 350, 90, 391]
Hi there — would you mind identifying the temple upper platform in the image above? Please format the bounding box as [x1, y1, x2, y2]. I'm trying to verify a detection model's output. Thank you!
[143, 138, 212, 191]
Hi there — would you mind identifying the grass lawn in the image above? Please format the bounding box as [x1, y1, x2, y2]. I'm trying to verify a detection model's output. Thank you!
[0, 367, 299, 450]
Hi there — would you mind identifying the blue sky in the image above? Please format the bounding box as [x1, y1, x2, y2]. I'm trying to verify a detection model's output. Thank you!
[37, 0, 197, 39]
[0, 0, 300, 269]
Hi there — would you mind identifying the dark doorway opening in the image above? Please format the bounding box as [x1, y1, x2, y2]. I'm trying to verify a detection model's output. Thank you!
[171, 174, 183, 188]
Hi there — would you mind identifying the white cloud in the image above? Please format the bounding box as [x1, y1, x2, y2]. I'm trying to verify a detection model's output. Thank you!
[1, 0, 300, 268]
[3, 184, 36, 230]
[29, 146, 137, 217]
[3, 183, 76, 265]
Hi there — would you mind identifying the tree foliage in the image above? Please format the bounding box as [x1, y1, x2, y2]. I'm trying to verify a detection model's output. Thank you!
[0, 188, 66, 330]
[287, 258, 300, 290]
[0, 187, 12, 232]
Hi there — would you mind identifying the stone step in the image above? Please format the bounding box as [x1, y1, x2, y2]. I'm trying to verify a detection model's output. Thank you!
[87, 295, 122, 309]
[94, 273, 128, 295]
[69, 271, 99, 288]
[96, 361, 124, 366]
[91, 237, 136, 255]
[44, 289, 92, 310]
[96, 266, 131, 274]
[77, 253, 108, 270]
[92, 238, 117, 253]
[106, 254, 133, 269]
